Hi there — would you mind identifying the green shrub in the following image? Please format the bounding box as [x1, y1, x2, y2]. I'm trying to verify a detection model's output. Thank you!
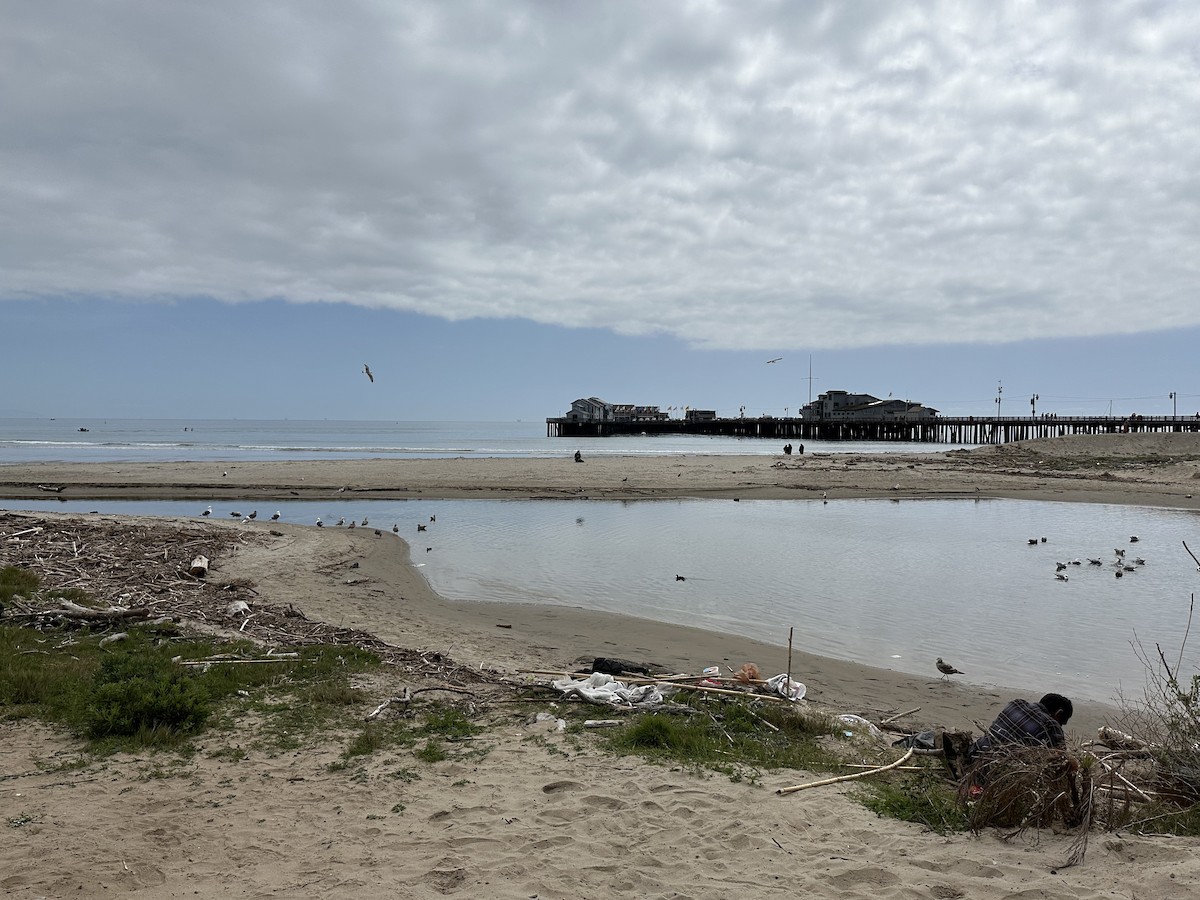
[0, 566, 40, 606]
[86, 649, 211, 739]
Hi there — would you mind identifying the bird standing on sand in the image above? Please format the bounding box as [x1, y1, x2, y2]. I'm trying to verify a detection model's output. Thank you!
[316, 517, 323, 527]
[392, 524, 399, 533]
[201, 506, 212, 517]
[271, 511, 281, 521]
[248, 510, 257, 519]
[936, 658, 964, 679]
[363, 364, 374, 383]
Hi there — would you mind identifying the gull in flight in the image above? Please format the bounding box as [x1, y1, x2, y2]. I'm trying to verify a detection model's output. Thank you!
[363, 363, 374, 383]
[766, 357, 783, 364]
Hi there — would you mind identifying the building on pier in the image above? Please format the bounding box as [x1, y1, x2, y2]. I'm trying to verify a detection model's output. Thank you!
[800, 390, 938, 422]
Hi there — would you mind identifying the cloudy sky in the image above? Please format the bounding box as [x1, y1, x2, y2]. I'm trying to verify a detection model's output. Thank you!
[3, 1, 1198, 420]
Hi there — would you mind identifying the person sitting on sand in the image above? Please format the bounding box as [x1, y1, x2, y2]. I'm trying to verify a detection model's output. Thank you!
[970, 693, 1073, 758]
[574, 450, 583, 463]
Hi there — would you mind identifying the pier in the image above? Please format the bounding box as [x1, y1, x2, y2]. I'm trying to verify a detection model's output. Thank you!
[546, 415, 1200, 444]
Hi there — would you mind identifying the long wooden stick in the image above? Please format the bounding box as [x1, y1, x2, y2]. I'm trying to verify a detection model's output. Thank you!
[881, 706, 921, 725]
[776, 747, 915, 795]
[786, 626, 794, 693]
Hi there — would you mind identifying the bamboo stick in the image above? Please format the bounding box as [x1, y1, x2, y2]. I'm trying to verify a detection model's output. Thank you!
[880, 706, 921, 725]
[777, 747, 916, 795]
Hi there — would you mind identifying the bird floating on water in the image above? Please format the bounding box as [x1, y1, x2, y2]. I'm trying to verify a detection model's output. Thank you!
[936, 658, 963, 679]
[417, 523, 427, 532]
[1055, 573, 1069, 582]
[1055, 562, 1067, 571]
[1088, 558, 1103, 565]
[392, 524, 399, 533]
[675, 575, 686, 582]
[363, 364, 374, 383]
[1130, 536, 1139, 543]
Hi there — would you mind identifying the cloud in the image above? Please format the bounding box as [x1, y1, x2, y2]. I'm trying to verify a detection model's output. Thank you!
[2, 1, 1198, 349]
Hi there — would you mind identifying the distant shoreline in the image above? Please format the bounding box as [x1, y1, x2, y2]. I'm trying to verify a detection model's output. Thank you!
[3, 431, 1200, 507]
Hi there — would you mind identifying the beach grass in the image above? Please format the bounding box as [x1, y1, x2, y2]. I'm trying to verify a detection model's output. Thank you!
[0, 615, 384, 755]
[856, 771, 970, 835]
[604, 698, 843, 782]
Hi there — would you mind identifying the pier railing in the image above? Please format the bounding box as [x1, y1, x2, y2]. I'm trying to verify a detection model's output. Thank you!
[545, 415, 1200, 444]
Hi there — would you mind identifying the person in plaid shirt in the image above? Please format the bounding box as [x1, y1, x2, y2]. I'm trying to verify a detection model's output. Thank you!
[971, 693, 1073, 758]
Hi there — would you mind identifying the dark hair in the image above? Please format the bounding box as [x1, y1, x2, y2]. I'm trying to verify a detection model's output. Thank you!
[1039, 693, 1073, 724]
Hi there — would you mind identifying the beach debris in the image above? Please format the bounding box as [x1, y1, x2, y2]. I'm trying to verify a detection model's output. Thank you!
[835, 713, 886, 741]
[764, 673, 806, 701]
[35, 484, 65, 493]
[226, 599, 251, 617]
[530, 711, 566, 732]
[936, 657, 964, 679]
[98, 632, 129, 647]
[366, 689, 410, 721]
[590, 657, 654, 677]
[189, 555, 210, 577]
[551, 672, 667, 707]
[777, 747, 915, 795]
[733, 662, 761, 683]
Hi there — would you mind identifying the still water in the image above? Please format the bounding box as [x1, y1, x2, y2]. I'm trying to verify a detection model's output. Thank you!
[5, 497, 1197, 704]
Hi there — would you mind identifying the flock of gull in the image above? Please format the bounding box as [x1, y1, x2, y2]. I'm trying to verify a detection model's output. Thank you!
[199, 505, 436, 546]
[1032, 533, 1147, 582]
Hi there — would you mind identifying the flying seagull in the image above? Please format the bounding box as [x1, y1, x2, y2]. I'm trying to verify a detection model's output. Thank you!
[363, 363, 374, 383]
[936, 657, 964, 679]
[766, 357, 783, 364]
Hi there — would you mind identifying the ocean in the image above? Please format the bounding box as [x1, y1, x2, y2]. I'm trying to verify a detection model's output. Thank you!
[0, 417, 972, 464]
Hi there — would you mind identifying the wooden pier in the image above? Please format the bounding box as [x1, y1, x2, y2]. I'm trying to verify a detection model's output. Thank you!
[546, 415, 1200, 445]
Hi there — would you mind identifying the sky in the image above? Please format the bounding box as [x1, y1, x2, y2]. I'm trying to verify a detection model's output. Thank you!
[2, 1, 1199, 421]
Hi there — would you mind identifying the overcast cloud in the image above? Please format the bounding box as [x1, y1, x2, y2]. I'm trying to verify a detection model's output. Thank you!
[3, 1, 1198, 350]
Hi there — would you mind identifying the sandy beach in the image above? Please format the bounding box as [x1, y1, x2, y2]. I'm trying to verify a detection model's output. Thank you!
[3, 433, 1200, 898]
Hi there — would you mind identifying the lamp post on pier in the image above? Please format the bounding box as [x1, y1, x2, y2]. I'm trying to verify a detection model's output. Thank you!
[1030, 393, 1039, 419]
[995, 382, 1003, 419]
[1170, 392, 1177, 419]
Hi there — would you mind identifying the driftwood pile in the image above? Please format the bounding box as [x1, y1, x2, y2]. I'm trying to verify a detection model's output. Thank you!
[0, 512, 500, 688]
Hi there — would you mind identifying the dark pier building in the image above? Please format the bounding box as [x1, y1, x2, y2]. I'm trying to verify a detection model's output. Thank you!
[547, 391, 1200, 445]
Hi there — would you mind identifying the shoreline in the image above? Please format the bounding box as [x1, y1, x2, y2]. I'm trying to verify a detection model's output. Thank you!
[0, 432, 1199, 506]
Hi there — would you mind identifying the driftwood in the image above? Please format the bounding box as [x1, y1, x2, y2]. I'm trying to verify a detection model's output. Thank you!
[189, 555, 210, 578]
[58, 600, 150, 622]
[777, 747, 916, 795]
[366, 688, 412, 721]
